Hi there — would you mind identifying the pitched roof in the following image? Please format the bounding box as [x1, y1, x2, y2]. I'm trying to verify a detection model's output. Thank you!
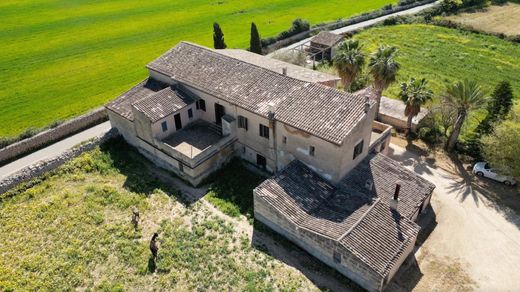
[310, 31, 344, 47]
[146, 42, 373, 145]
[341, 153, 436, 219]
[379, 96, 429, 125]
[219, 49, 340, 84]
[255, 158, 421, 277]
[106, 78, 169, 121]
[132, 86, 194, 123]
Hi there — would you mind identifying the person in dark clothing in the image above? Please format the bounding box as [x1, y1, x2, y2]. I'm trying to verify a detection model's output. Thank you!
[150, 232, 159, 262]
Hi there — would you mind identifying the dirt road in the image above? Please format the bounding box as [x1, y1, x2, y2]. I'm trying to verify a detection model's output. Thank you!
[388, 144, 520, 291]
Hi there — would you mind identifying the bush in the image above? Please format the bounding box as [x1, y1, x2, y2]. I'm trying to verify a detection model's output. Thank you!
[260, 18, 310, 47]
[417, 126, 444, 145]
[491, 0, 507, 4]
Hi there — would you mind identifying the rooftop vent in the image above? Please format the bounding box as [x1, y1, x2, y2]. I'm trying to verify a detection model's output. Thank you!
[282, 67, 288, 75]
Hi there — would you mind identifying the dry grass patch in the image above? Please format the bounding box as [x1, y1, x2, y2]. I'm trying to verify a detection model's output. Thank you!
[446, 3, 520, 36]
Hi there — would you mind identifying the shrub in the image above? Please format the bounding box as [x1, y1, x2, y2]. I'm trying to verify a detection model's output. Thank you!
[491, 0, 507, 4]
[260, 18, 310, 47]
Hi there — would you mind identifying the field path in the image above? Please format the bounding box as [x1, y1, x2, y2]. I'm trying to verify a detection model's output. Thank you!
[0, 121, 111, 180]
[271, 1, 439, 53]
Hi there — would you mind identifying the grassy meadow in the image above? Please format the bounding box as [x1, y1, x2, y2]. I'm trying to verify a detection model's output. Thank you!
[354, 24, 520, 99]
[0, 0, 396, 138]
[0, 138, 319, 291]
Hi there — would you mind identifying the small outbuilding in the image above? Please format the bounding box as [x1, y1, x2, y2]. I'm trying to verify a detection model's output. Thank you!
[309, 31, 344, 61]
[378, 96, 429, 133]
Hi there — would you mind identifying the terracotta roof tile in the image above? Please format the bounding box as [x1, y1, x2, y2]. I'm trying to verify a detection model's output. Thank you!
[310, 31, 344, 47]
[255, 155, 429, 276]
[106, 78, 168, 121]
[146, 42, 373, 145]
[132, 86, 194, 123]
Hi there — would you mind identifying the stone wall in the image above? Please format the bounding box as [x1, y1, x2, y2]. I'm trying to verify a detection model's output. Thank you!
[0, 129, 118, 195]
[0, 107, 108, 165]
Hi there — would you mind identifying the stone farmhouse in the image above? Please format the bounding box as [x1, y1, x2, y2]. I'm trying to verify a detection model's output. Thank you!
[106, 41, 435, 291]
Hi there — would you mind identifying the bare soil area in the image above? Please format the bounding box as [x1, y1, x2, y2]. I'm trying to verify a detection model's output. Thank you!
[446, 3, 520, 36]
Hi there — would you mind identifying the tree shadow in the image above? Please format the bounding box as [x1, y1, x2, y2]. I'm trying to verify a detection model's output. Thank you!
[442, 153, 520, 229]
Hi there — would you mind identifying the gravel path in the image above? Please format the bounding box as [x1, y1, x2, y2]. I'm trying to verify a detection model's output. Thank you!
[388, 143, 520, 291]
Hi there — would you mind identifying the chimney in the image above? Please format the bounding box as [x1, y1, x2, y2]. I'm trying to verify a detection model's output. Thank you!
[389, 181, 401, 210]
[364, 179, 373, 191]
[364, 96, 371, 114]
[282, 67, 288, 76]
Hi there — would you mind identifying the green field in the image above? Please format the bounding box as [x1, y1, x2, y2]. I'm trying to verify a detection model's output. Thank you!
[0, 0, 395, 138]
[354, 24, 520, 99]
[0, 138, 319, 290]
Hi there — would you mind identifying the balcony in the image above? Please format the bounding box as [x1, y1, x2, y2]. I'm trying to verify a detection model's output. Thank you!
[369, 121, 392, 153]
[155, 119, 236, 168]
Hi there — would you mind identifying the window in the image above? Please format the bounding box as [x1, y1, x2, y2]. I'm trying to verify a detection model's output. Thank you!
[283, 136, 287, 144]
[353, 140, 364, 160]
[161, 121, 168, 132]
[188, 108, 193, 119]
[196, 99, 206, 111]
[259, 124, 269, 139]
[333, 251, 341, 264]
[238, 115, 248, 130]
[309, 146, 315, 157]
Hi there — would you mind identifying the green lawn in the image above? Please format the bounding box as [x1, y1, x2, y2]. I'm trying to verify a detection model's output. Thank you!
[354, 24, 520, 99]
[0, 138, 318, 291]
[0, 0, 395, 138]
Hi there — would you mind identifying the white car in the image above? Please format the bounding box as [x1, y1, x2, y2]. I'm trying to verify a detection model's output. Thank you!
[472, 162, 517, 186]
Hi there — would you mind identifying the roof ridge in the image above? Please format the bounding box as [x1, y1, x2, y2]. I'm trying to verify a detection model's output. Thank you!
[179, 41, 357, 101]
[337, 198, 381, 241]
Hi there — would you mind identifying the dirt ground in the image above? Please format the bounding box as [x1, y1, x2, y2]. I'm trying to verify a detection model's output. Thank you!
[388, 139, 520, 291]
[446, 3, 520, 36]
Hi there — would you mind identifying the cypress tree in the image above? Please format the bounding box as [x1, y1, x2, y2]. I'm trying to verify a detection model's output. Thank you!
[476, 81, 514, 135]
[250, 22, 262, 55]
[213, 22, 227, 49]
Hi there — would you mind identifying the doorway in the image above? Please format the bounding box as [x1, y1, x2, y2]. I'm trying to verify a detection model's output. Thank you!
[256, 154, 266, 169]
[174, 113, 182, 130]
[215, 103, 225, 125]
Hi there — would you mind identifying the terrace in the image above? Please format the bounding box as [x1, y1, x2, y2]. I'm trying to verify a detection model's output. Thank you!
[155, 119, 237, 168]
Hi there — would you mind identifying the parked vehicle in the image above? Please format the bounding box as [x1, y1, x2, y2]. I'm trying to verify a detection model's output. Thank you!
[472, 162, 517, 186]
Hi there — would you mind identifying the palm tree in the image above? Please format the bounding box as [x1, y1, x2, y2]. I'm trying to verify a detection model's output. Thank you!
[368, 45, 400, 112]
[399, 78, 433, 136]
[333, 39, 365, 91]
[444, 80, 488, 152]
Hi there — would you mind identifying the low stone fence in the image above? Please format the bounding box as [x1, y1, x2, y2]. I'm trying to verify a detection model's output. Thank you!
[0, 129, 119, 195]
[264, 0, 437, 53]
[0, 107, 108, 165]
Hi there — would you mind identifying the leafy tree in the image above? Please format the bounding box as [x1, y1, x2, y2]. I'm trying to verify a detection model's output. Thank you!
[250, 22, 262, 55]
[368, 45, 400, 112]
[443, 80, 488, 152]
[213, 22, 227, 49]
[481, 104, 520, 179]
[476, 81, 514, 136]
[333, 39, 366, 91]
[399, 78, 433, 136]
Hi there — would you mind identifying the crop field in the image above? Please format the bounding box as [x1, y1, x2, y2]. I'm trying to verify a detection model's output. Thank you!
[446, 3, 520, 37]
[354, 24, 520, 100]
[0, 138, 322, 291]
[0, 0, 395, 138]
